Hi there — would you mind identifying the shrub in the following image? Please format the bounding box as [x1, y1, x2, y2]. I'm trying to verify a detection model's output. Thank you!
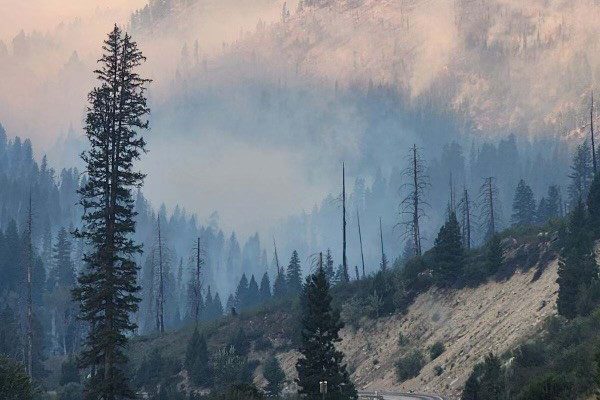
[0, 356, 32, 400]
[397, 332, 409, 347]
[516, 373, 572, 400]
[253, 336, 272, 352]
[263, 356, 285, 396]
[434, 365, 444, 376]
[59, 356, 80, 386]
[57, 383, 84, 400]
[429, 341, 445, 360]
[395, 349, 424, 382]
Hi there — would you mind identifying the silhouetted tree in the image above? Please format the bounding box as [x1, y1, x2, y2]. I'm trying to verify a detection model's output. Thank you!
[511, 179, 536, 226]
[73, 25, 151, 399]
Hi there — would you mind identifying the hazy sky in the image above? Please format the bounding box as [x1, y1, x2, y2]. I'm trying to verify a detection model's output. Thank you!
[0, 0, 146, 42]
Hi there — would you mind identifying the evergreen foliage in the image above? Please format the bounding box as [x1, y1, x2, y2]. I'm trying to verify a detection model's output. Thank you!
[247, 275, 260, 308]
[286, 250, 303, 294]
[511, 179, 536, 226]
[587, 174, 600, 237]
[259, 272, 271, 301]
[59, 356, 80, 386]
[432, 211, 463, 286]
[557, 200, 598, 319]
[185, 328, 212, 387]
[273, 270, 287, 299]
[568, 141, 594, 205]
[0, 356, 32, 400]
[484, 235, 504, 275]
[72, 25, 151, 399]
[235, 274, 249, 309]
[461, 353, 505, 400]
[296, 263, 357, 399]
[324, 249, 335, 282]
[263, 355, 285, 396]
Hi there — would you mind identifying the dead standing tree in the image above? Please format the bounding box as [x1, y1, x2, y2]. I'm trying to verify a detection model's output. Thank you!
[478, 177, 501, 241]
[399, 145, 429, 257]
[459, 187, 472, 250]
[188, 237, 204, 324]
[356, 209, 366, 278]
[341, 162, 349, 282]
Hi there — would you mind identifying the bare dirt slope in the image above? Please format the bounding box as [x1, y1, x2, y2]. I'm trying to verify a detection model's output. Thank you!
[276, 255, 558, 399]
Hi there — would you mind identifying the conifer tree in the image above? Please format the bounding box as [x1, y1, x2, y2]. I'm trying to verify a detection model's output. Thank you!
[432, 211, 463, 286]
[379, 217, 388, 271]
[296, 254, 357, 400]
[485, 234, 504, 275]
[587, 174, 600, 237]
[273, 270, 287, 299]
[185, 328, 212, 387]
[546, 185, 562, 219]
[204, 286, 214, 320]
[247, 275, 260, 308]
[263, 355, 285, 397]
[557, 200, 599, 319]
[72, 25, 151, 400]
[324, 249, 335, 282]
[212, 292, 223, 318]
[235, 273, 249, 309]
[286, 250, 302, 294]
[259, 271, 271, 301]
[511, 179, 536, 226]
[568, 141, 594, 205]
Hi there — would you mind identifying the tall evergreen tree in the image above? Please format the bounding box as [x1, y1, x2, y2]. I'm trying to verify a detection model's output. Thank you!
[324, 249, 335, 282]
[263, 356, 285, 397]
[432, 211, 463, 286]
[587, 174, 600, 237]
[259, 271, 271, 301]
[557, 200, 599, 319]
[185, 328, 212, 387]
[72, 25, 151, 400]
[568, 141, 594, 206]
[235, 273, 249, 309]
[511, 179, 536, 226]
[212, 292, 223, 318]
[286, 250, 302, 294]
[273, 270, 287, 299]
[296, 256, 357, 400]
[485, 234, 504, 275]
[247, 275, 260, 308]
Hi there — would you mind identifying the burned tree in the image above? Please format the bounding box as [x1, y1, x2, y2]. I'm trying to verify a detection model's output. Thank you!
[356, 209, 366, 278]
[399, 145, 429, 257]
[187, 237, 204, 323]
[459, 188, 472, 250]
[341, 162, 349, 282]
[478, 177, 500, 240]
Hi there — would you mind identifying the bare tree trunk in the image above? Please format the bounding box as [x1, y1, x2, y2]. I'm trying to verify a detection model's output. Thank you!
[356, 209, 365, 278]
[157, 219, 165, 334]
[26, 192, 33, 378]
[487, 177, 496, 236]
[463, 188, 471, 250]
[342, 162, 348, 281]
[592, 92, 597, 174]
[412, 145, 422, 256]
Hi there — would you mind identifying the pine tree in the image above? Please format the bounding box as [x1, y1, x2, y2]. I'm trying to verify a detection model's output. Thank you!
[273, 270, 287, 299]
[185, 328, 212, 387]
[204, 286, 214, 320]
[247, 275, 260, 308]
[286, 250, 302, 294]
[432, 211, 463, 286]
[226, 294, 236, 315]
[379, 217, 388, 271]
[511, 179, 536, 226]
[72, 25, 151, 400]
[263, 355, 285, 396]
[235, 274, 249, 310]
[557, 200, 599, 319]
[259, 272, 271, 302]
[296, 255, 357, 400]
[546, 185, 562, 219]
[324, 249, 335, 282]
[49, 227, 75, 288]
[485, 234, 504, 275]
[212, 292, 223, 318]
[568, 141, 594, 205]
[588, 174, 600, 237]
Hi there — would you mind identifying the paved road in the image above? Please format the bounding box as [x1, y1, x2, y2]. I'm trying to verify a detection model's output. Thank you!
[359, 390, 445, 400]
